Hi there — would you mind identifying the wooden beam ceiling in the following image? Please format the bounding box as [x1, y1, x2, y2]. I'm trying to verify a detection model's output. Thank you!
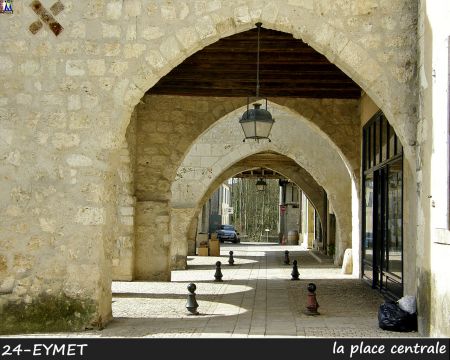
[232, 152, 298, 179]
[147, 27, 361, 99]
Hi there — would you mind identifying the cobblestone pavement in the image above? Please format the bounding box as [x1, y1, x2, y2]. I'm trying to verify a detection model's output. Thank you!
[7, 243, 421, 338]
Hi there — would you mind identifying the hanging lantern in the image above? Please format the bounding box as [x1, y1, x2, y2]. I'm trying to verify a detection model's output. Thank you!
[240, 100, 274, 141]
[239, 22, 275, 142]
[256, 178, 267, 191]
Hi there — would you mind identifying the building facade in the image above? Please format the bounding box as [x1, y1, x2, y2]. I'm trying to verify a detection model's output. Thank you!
[196, 182, 231, 238]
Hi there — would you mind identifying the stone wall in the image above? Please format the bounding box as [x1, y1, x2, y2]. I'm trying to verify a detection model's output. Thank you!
[416, 0, 450, 336]
[0, 0, 420, 333]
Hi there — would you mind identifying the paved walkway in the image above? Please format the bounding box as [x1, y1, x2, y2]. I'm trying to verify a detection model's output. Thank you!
[8, 243, 421, 338]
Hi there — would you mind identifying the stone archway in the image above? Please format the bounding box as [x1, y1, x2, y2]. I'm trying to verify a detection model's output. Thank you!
[0, 1, 418, 333]
[173, 156, 328, 266]
[186, 157, 328, 256]
[169, 104, 355, 275]
[114, 1, 417, 154]
[131, 96, 361, 281]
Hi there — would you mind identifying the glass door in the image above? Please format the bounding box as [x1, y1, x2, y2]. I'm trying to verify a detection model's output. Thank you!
[362, 111, 403, 299]
[382, 159, 403, 297]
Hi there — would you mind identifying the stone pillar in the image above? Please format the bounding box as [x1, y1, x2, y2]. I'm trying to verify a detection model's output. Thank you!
[307, 202, 315, 249]
[321, 191, 328, 252]
[170, 208, 196, 270]
[327, 213, 336, 257]
[135, 201, 171, 281]
[298, 189, 303, 236]
[278, 185, 283, 241]
[187, 216, 198, 256]
[301, 193, 309, 248]
[285, 183, 300, 238]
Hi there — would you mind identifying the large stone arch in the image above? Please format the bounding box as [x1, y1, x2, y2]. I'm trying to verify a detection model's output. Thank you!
[113, 1, 418, 155]
[132, 96, 360, 281]
[170, 104, 355, 273]
[0, 1, 418, 333]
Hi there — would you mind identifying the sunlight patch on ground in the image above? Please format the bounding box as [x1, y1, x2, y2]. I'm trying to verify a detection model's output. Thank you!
[112, 297, 245, 318]
[112, 281, 253, 296]
[186, 256, 259, 265]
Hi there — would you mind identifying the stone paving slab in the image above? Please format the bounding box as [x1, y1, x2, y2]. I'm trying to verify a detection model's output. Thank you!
[3, 243, 421, 338]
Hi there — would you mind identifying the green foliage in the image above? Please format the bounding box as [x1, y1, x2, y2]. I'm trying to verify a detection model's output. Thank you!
[0, 293, 98, 334]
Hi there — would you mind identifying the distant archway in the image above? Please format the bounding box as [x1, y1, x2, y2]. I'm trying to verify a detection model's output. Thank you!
[170, 103, 357, 273]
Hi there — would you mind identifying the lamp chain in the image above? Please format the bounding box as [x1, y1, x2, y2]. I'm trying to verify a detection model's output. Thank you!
[256, 22, 261, 98]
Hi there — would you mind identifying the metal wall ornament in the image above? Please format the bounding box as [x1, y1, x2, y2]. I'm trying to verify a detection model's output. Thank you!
[239, 22, 275, 142]
[29, 0, 64, 36]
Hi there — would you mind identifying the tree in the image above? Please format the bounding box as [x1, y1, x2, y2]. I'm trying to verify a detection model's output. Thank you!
[230, 178, 279, 241]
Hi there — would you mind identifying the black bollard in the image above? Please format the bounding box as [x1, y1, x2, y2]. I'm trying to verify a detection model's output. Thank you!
[228, 251, 235, 265]
[214, 261, 223, 281]
[291, 259, 300, 280]
[186, 283, 199, 315]
[284, 250, 290, 265]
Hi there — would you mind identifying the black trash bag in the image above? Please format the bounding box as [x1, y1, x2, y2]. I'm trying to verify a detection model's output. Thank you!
[378, 301, 417, 332]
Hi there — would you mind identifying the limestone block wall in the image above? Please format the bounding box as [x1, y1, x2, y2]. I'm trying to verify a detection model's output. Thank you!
[0, 0, 420, 333]
[120, 0, 419, 157]
[0, 126, 119, 333]
[277, 99, 361, 181]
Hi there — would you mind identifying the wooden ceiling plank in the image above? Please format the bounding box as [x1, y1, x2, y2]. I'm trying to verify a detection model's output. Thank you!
[145, 28, 360, 98]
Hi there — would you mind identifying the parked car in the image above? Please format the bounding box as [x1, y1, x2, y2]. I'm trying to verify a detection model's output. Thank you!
[216, 225, 240, 243]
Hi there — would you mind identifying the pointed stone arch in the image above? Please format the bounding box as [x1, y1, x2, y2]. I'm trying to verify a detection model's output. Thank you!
[114, 1, 417, 156]
[170, 104, 357, 274]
